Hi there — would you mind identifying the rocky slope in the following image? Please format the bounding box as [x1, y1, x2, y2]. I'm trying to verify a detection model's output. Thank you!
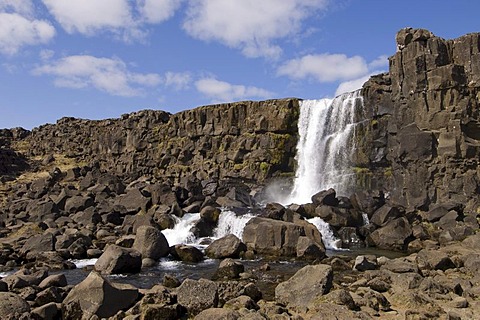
[12, 99, 299, 186]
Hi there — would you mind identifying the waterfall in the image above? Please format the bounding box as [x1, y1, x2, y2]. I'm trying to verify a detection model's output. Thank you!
[214, 210, 254, 239]
[161, 210, 254, 246]
[286, 90, 365, 204]
[307, 217, 343, 250]
[162, 213, 200, 246]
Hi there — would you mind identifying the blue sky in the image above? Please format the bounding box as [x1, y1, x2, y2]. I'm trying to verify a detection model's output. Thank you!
[1, 0, 479, 129]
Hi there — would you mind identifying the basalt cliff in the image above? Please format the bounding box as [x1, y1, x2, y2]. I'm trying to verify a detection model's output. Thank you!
[2, 28, 480, 212]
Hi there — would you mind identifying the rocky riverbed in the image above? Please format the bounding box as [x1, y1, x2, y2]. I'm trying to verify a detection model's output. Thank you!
[0, 160, 478, 319]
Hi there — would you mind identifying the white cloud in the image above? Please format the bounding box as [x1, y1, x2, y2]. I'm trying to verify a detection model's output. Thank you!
[0, 0, 34, 16]
[183, 0, 329, 59]
[334, 74, 371, 96]
[277, 53, 368, 82]
[195, 77, 273, 102]
[42, 0, 133, 35]
[136, 0, 183, 24]
[368, 55, 389, 69]
[39, 49, 54, 61]
[164, 71, 191, 90]
[0, 12, 55, 55]
[42, 0, 182, 41]
[33, 55, 161, 97]
[335, 60, 390, 96]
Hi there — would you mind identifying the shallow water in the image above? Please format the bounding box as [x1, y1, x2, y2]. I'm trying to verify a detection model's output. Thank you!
[61, 256, 306, 300]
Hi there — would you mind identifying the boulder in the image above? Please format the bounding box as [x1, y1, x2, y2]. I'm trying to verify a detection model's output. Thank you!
[194, 308, 240, 320]
[122, 213, 157, 234]
[62, 271, 138, 319]
[353, 255, 378, 271]
[243, 217, 325, 258]
[3, 269, 48, 289]
[275, 264, 333, 307]
[64, 195, 94, 214]
[115, 188, 151, 213]
[94, 245, 142, 274]
[214, 258, 244, 280]
[26, 199, 58, 221]
[39, 274, 68, 289]
[370, 205, 402, 227]
[0, 292, 30, 318]
[315, 205, 363, 228]
[35, 286, 63, 305]
[31, 302, 60, 320]
[170, 245, 204, 263]
[177, 278, 218, 316]
[205, 234, 247, 259]
[20, 233, 55, 257]
[223, 295, 259, 311]
[296, 236, 326, 260]
[141, 304, 183, 320]
[367, 217, 413, 250]
[200, 206, 221, 224]
[132, 225, 169, 260]
[312, 188, 339, 206]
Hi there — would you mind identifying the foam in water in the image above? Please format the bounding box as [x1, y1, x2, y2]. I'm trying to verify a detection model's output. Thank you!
[307, 217, 343, 250]
[70, 258, 98, 268]
[285, 90, 365, 204]
[162, 213, 200, 246]
[214, 210, 254, 239]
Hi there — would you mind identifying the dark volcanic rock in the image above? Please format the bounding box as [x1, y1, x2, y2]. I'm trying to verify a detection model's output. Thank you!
[275, 264, 333, 308]
[132, 225, 169, 260]
[94, 245, 142, 274]
[62, 271, 138, 319]
[312, 188, 339, 206]
[205, 234, 247, 259]
[242, 217, 325, 258]
[367, 217, 413, 250]
[170, 244, 204, 263]
[177, 278, 218, 316]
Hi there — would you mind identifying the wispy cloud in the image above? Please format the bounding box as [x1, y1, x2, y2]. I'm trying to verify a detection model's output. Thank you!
[163, 71, 192, 90]
[334, 74, 372, 96]
[183, 0, 329, 59]
[195, 77, 274, 102]
[334, 54, 390, 95]
[33, 55, 161, 97]
[137, 0, 183, 24]
[0, 6, 55, 55]
[277, 53, 368, 82]
[42, 0, 182, 42]
[368, 54, 389, 69]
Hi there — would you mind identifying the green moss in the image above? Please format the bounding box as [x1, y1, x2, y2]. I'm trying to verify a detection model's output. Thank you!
[352, 167, 371, 174]
[234, 163, 245, 171]
[260, 162, 271, 174]
[384, 167, 393, 177]
[353, 166, 372, 189]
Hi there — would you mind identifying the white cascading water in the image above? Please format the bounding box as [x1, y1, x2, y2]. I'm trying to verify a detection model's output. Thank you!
[214, 210, 254, 239]
[161, 210, 254, 247]
[307, 217, 343, 250]
[286, 90, 365, 204]
[162, 213, 200, 246]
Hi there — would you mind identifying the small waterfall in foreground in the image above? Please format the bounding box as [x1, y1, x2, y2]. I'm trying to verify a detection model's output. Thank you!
[161, 210, 254, 247]
[162, 213, 200, 246]
[286, 90, 365, 204]
[214, 210, 254, 239]
[307, 217, 343, 250]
